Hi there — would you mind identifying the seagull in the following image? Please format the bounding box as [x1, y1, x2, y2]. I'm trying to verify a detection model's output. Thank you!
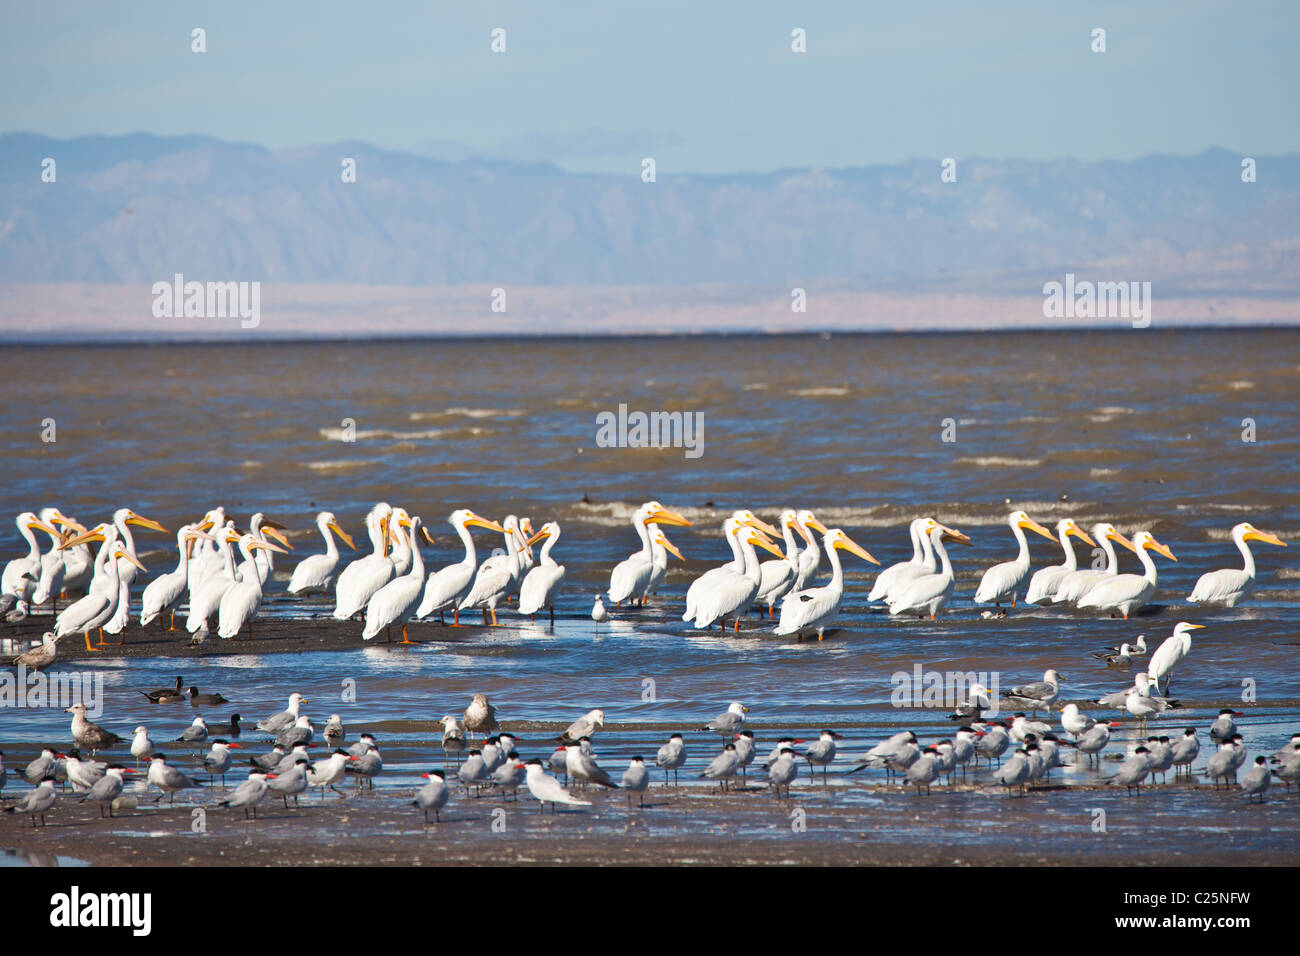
[276, 715, 314, 750]
[147, 754, 201, 804]
[5, 777, 57, 826]
[218, 769, 272, 819]
[524, 758, 591, 812]
[621, 757, 650, 807]
[323, 714, 345, 747]
[257, 693, 307, 735]
[176, 716, 209, 749]
[414, 769, 450, 822]
[440, 715, 466, 763]
[701, 701, 747, 736]
[1092, 644, 1135, 668]
[559, 708, 605, 743]
[1241, 757, 1270, 803]
[66, 703, 122, 754]
[1108, 746, 1152, 795]
[655, 733, 687, 785]
[947, 682, 991, 720]
[11, 632, 57, 670]
[591, 596, 608, 623]
[463, 694, 498, 741]
[1001, 669, 1062, 714]
[1059, 703, 1096, 740]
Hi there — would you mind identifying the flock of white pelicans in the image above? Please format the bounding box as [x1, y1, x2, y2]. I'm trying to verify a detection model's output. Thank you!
[0, 501, 1288, 651]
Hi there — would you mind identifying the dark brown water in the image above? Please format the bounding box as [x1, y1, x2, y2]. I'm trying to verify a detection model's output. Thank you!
[2, 329, 1298, 855]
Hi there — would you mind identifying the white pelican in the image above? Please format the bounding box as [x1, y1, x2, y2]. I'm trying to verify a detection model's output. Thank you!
[887, 523, 973, 619]
[1024, 519, 1095, 604]
[52, 541, 145, 652]
[1076, 531, 1177, 618]
[2, 512, 57, 601]
[387, 507, 413, 577]
[460, 516, 527, 626]
[973, 511, 1056, 608]
[755, 509, 801, 619]
[608, 501, 693, 607]
[332, 502, 394, 620]
[140, 525, 214, 630]
[469, 515, 528, 605]
[690, 525, 783, 631]
[287, 511, 357, 595]
[188, 506, 227, 590]
[774, 528, 879, 640]
[1187, 522, 1286, 607]
[792, 510, 828, 589]
[28, 508, 71, 609]
[101, 509, 169, 635]
[1148, 622, 1204, 694]
[363, 514, 433, 643]
[681, 510, 778, 620]
[218, 531, 289, 638]
[868, 517, 939, 604]
[415, 509, 505, 625]
[517, 521, 566, 623]
[1050, 523, 1137, 605]
[236, 513, 293, 586]
[639, 525, 684, 604]
[185, 526, 240, 635]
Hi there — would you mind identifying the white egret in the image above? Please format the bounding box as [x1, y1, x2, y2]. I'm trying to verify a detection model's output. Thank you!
[973, 511, 1056, 608]
[887, 524, 973, 619]
[518, 522, 566, 624]
[1187, 522, 1286, 607]
[690, 526, 784, 631]
[217, 531, 288, 638]
[332, 502, 394, 620]
[1147, 622, 1204, 694]
[363, 514, 433, 643]
[1025, 519, 1095, 604]
[287, 511, 357, 595]
[415, 509, 505, 625]
[1077, 531, 1177, 618]
[868, 517, 939, 604]
[52, 541, 145, 652]
[774, 528, 880, 640]
[608, 501, 693, 607]
[1050, 523, 1137, 605]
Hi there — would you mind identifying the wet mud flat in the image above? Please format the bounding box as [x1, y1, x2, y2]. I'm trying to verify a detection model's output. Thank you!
[3, 774, 1297, 867]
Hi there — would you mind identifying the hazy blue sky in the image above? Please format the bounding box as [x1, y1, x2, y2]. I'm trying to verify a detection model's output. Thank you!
[3, 1, 1296, 173]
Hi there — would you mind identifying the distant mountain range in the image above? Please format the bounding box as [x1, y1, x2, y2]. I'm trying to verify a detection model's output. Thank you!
[2, 132, 1298, 294]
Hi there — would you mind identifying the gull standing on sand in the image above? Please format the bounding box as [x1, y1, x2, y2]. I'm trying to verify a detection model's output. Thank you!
[591, 596, 608, 623]
[147, 754, 201, 804]
[414, 769, 450, 822]
[463, 694, 498, 741]
[565, 741, 620, 789]
[440, 715, 466, 762]
[524, 758, 591, 812]
[621, 757, 649, 807]
[1059, 703, 1095, 741]
[276, 715, 314, 750]
[324, 714, 344, 747]
[11, 632, 57, 670]
[1001, 670, 1062, 714]
[176, 716, 209, 750]
[701, 701, 747, 737]
[66, 703, 122, 754]
[655, 733, 687, 785]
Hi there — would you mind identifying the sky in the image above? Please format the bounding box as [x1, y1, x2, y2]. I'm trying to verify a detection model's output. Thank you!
[2, 1, 1297, 173]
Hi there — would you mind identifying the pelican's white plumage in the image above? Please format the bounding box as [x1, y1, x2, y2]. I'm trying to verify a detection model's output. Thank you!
[689, 526, 783, 630]
[973, 511, 1056, 606]
[774, 529, 880, 640]
[1050, 523, 1136, 605]
[53, 541, 144, 652]
[1077, 531, 1177, 618]
[755, 509, 801, 618]
[414, 509, 504, 624]
[287, 511, 357, 595]
[887, 524, 973, 619]
[1187, 522, 1285, 607]
[868, 517, 938, 604]
[459, 516, 526, 626]
[517, 522, 566, 619]
[681, 510, 775, 621]
[1024, 518, 1094, 605]
[218, 532, 287, 638]
[362, 514, 429, 642]
[332, 502, 394, 620]
[2, 512, 53, 602]
[792, 510, 828, 590]
[140, 525, 212, 628]
[608, 501, 693, 607]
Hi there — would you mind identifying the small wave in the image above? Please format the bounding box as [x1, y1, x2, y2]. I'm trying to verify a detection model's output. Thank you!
[790, 387, 849, 396]
[956, 456, 1042, 467]
[318, 427, 444, 441]
[306, 460, 379, 472]
[742, 383, 768, 391]
[1089, 467, 1119, 477]
[1096, 406, 1134, 415]
[241, 460, 263, 469]
[1227, 380, 1254, 390]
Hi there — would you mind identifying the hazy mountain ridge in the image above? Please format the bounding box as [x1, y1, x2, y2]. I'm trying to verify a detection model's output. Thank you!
[2, 133, 1297, 292]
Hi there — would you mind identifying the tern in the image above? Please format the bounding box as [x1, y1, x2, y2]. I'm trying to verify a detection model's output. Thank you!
[346, 740, 382, 789]
[1241, 756, 1270, 803]
[974, 722, 1010, 766]
[766, 747, 799, 798]
[268, 759, 310, 808]
[308, 749, 357, 798]
[276, 715, 314, 750]
[524, 758, 591, 812]
[655, 733, 687, 785]
[414, 769, 450, 822]
[1170, 728, 1200, 777]
[1206, 741, 1240, 789]
[64, 750, 107, 792]
[906, 746, 941, 795]
[1075, 721, 1118, 767]
[147, 754, 201, 804]
[1144, 736, 1174, 783]
[1209, 709, 1242, 743]
[458, 750, 491, 795]
[803, 730, 842, 782]
[490, 756, 527, 800]
[699, 743, 742, 792]
[1108, 746, 1152, 795]
[993, 749, 1031, 796]
[203, 739, 242, 783]
[79, 765, 132, 817]
[621, 756, 650, 807]
[6, 777, 57, 826]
